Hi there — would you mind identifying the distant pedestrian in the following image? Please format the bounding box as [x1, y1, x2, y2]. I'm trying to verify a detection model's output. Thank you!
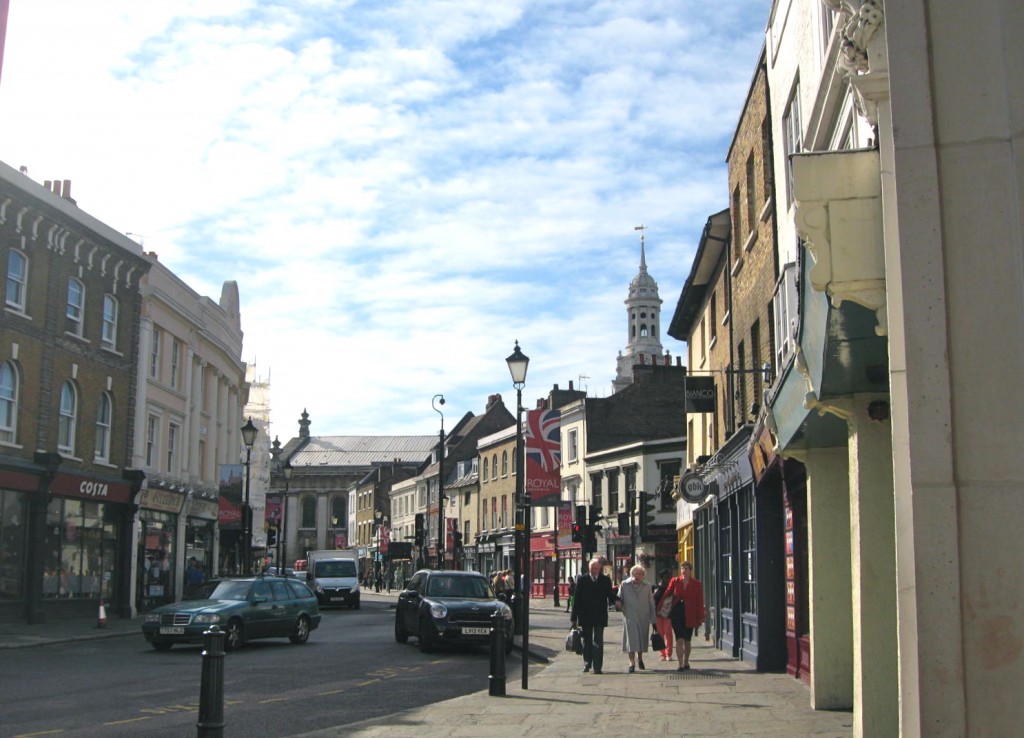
[565, 575, 576, 613]
[570, 558, 616, 674]
[618, 564, 657, 673]
[185, 557, 206, 598]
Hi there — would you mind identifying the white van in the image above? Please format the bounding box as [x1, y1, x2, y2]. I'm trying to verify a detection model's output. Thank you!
[305, 549, 360, 609]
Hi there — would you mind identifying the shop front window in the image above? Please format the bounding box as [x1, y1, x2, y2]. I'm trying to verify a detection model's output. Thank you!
[0, 491, 28, 600]
[42, 497, 118, 600]
[139, 511, 176, 610]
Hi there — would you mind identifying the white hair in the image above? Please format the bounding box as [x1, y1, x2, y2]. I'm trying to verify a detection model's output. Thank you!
[629, 564, 646, 578]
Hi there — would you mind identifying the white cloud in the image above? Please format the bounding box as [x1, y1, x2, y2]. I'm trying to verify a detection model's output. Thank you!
[1, 0, 770, 438]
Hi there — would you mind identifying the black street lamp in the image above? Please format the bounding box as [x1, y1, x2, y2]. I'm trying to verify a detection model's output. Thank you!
[505, 340, 530, 689]
[280, 461, 292, 576]
[240, 418, 258, 576]
[432, 394, 446, 570]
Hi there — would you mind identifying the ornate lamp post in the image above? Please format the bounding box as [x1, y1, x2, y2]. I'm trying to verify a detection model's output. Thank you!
[505, 340, 530, 688]
[240, 418, 258, 576]
[432, 394, 446, 570]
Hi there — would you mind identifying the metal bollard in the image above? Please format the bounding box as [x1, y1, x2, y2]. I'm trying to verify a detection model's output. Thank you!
[488, 610, 507, 697]
[197, 625, 226, 737]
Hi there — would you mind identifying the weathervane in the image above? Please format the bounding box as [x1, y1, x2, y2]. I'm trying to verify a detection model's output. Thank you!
[634, 224, 647, 248]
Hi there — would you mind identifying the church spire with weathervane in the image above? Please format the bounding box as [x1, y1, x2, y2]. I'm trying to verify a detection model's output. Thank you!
[613, 225, 664, 393]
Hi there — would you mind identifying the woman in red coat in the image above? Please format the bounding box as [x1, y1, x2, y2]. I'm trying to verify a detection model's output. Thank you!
[666, 561, 704, 671]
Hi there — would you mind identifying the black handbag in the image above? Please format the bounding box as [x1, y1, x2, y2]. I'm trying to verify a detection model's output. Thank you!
[571, 628, 584, 654]
[651, 629, 666, 652]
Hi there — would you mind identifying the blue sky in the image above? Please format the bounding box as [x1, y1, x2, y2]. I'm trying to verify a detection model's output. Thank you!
[1, 0, 769, 439]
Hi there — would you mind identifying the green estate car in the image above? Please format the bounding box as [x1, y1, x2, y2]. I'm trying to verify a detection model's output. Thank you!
[142, 576, 321, 651]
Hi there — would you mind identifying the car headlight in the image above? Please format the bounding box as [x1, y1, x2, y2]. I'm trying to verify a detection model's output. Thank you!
[144, 613, 161, 623]
[499, 603, 513, 621]
[429, 602, 448, 619]
[194, 614, 222, 624]
[314, 583, 324, 593]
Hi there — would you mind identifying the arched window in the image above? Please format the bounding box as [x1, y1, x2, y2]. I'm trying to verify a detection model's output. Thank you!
[94, 392, 112, 462]
[640, 324, 649, 337]
[330, 496, 345, 528]
[482, 456, 489, 482]
[501, 450, 508, 476]
[58, 381, 77, 454]
[0, 361, 18, 443]
[491, 454, 498, 481]
[300, 496, 317, 528]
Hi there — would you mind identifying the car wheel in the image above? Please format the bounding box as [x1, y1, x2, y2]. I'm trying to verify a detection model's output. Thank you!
[395, 615, 409, 643]
[151, 640, 173, 651]
[224, 619, 245, 651]
[289, 615, 311, 645]
[417, 617, 436, 653]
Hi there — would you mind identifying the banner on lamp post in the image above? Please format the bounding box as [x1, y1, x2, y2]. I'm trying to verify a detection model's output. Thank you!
[525, 408, 561, 505]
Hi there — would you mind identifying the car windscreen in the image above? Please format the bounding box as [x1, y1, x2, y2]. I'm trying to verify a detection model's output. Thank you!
[314, 560, 356, 578]
[426, 576, 493, 598]
[208, 581, 252, 601]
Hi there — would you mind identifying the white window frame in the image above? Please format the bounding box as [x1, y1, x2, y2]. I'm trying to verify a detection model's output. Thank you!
[94, 392, 112, 462]
[6, 249, 27, 312]
[146, 414, 160, 468]
[783, 82, 803, 207]
[101, 295, 118, 350]
[149, 328, 161, 379]
[58, 381, 77, 455]
[66, 278, 85, 336]
[566, 428, 578, 463]
[167, 421, 180, 473]
[0, 361, 18, 444]
[170, 340, 181, 389]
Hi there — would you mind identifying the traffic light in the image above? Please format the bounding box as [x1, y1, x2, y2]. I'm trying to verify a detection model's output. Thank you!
[572, 505, 586, 543]
[453, 530, 463, 550]
[266, 525, 278, 547]
[414, 513, 425, 547]
[639, 491, 658, 540]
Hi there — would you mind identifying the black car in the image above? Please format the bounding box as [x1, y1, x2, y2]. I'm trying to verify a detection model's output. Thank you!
[395, 570, 514, 654]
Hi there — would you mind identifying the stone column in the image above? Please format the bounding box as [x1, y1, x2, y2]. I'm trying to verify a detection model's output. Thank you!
[848, 394, 898, 736]
[804, 446, 853, 710]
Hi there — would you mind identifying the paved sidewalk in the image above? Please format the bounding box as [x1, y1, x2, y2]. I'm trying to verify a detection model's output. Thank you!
[0, 592, 852, 738]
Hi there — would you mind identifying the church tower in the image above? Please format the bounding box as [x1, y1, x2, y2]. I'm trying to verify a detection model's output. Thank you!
[613, 226, 665, 393]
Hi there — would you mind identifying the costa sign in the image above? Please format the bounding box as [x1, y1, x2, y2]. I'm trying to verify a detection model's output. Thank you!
[51, 473, 132, 503]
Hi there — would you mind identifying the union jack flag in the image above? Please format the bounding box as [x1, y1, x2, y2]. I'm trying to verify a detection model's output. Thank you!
[525, 408, 561, 472]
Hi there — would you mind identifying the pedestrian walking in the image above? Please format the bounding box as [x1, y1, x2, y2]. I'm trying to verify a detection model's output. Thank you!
[618, 563, 657, 673]
[653, 569, 675, 661]
[569, 558, 617, 674]
[664, 561, 705, 671]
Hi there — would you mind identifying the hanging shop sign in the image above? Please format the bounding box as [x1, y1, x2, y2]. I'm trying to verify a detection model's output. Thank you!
[678, 472, 708, 504]
[685, 376, 716, 413]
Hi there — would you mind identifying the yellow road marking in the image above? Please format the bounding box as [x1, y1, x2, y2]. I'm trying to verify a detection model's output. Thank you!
[104, 717, 153, 726]
[318, 688, 346, 696]
[356, 679, 380, 686]
[14, 732, 65, 737]
[259, 697, 289, 704]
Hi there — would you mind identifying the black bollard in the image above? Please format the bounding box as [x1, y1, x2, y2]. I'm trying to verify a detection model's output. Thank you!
[488, 610, 507, 697]
[197, 625, 226, 737]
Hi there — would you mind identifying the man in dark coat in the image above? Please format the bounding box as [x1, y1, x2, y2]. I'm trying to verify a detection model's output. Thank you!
[570, 558, 617, 674]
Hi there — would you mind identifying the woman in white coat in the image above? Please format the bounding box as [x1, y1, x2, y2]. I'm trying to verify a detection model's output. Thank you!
[618, 563, 657, 673]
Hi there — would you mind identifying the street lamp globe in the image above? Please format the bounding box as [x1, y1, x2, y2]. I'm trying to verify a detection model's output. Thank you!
[505, 340, 530, 387]
[241, 417, 258, 449]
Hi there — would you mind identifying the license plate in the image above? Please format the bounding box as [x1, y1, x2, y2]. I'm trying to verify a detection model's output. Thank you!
[159, 627, 185, 635]
[462, 627, 489, 635]
[331, 597, 346, 602]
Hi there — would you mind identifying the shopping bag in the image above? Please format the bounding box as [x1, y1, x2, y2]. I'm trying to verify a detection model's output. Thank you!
[565, 627, 583, 653]
[657, 594, 675, 619]
[651, 630, 666, 652]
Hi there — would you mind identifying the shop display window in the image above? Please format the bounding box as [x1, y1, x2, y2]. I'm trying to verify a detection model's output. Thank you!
[0, 491, 28, 600]
[42, 498, 118, 600]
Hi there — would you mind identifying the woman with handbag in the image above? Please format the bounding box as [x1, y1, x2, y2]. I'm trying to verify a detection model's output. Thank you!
[667, 561, 705, 671]
[618, 564, 657, 673]
[652, 570, 675, 661]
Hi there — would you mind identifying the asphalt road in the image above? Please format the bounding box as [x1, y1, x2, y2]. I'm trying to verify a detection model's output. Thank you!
[1, 599, 515, 738]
